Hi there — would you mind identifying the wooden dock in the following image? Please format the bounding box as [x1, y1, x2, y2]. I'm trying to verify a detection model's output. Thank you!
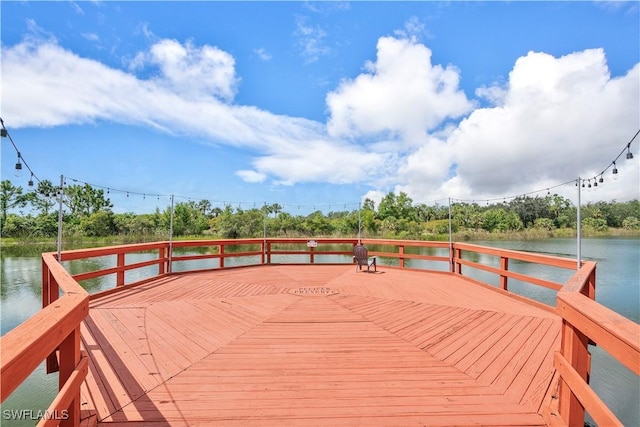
[79, 264, 561, 426]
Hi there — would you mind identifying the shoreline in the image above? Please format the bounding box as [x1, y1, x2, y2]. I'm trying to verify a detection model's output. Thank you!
[1, 228, 638, 251]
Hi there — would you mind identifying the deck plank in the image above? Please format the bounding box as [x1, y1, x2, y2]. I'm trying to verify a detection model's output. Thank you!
[79, 265, 560, 426]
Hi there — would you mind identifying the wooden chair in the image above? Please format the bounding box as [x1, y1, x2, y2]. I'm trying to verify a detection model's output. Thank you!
[353, 244, 377, 272]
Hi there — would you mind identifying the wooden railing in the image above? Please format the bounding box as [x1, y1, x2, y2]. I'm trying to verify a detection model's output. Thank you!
[555, 261, 640, 426]
[1, 252, 89, 427]
[1, 238, 638, 427]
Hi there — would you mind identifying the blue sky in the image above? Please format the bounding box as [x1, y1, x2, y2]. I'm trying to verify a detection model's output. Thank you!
[1, 1, 639, 215]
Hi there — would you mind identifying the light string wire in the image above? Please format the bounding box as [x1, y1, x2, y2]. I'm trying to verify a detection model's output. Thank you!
[0, 118, 42, 187]
[1, 116, 638, 211]
[451, 129, 639, 205]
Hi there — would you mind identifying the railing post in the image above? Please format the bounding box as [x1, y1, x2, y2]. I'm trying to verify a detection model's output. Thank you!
[559, 321, 590, 427]
[499, 256, 509, 290]
[583, 266, 596, 300]
[59, 326, 81, 427]
[310, 246, 315, 264]
[116, 252, 125, 287]
[267, 242, 272, 264]
[42, 258, 50, 307]
[454, 248, 462, 274]
[219, 243, 225, 268]
[398, 245, 405, 268]
[43, 259, 60, 374]
[158, 247, 166, 275]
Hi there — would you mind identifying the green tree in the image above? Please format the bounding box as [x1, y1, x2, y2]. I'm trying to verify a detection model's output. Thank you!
[377, 192, 415, 221]
[80, 211, 116, 236]
[166, 201, 209, 236]
[197, 199, 213, 218]
[483, 208, 523, 232]
[34, 213, 59, 237]
[509, 196, 551, 227]
[64, 184, 113, 217]
[303, 211, 333, 236]
[622, 216, 640, 230]
[24, 180, 57, 216]
[360, 209, 379, 235]
[1, 180, 27, 231]
[218, 205, 241, 238]
[1, 214, 35, 237]
[362, 198, 375, 211]
[272, 212, 301, 236]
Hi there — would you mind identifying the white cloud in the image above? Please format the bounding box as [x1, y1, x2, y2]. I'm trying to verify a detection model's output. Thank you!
[0, 37, 389, 186]
[393, 16, 427, 41]
[145, 39, 239, 101]
[398, 49, 640, 204]
[82, 33, 99, 42]
[235, 170, 267, 183]
[326, 36, 474, 143]
[294, 16, 330, 63]
[254, 48, 272, 61]
[1, 34, 638, 204]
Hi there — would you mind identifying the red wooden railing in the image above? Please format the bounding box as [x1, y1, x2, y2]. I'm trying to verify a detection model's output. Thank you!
[1, 238, 638, 427]
[1, 252, 89, 427]
[555, 261, 640, 426]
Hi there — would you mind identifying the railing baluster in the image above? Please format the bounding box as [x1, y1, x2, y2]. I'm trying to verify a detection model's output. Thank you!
[159, 247, 166, 275]
[559, 321, 590, 426]
[500, 256, 509, 290]
[58, 326, 81, 427]
[116, 252, 125, 286]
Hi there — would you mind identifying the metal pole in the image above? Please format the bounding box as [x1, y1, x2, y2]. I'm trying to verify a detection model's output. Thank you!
[576, 178, 582, 270]
[448, 197, 453, 272]
[57, 175, 64, 261]
[358, 202, 362, 245]
[168, 194, 174, 273]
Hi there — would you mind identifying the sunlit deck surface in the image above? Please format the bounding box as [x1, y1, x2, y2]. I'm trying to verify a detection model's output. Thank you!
[80, 265, 561, 426]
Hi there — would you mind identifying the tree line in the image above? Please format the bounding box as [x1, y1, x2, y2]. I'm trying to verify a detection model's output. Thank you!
[1, 179, 639, 240]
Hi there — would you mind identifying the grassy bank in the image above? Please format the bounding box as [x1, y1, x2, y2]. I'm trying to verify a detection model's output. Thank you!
[2, 228, 638, 252]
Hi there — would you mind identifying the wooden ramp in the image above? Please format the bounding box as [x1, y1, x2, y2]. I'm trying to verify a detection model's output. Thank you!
[79, 265, 561, 426]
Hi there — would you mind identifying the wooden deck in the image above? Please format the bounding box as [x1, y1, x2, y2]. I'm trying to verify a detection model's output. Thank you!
[79, 264, 562, 426]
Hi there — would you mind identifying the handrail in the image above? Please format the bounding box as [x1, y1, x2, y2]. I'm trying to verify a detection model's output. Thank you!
[555, 261, 640, 427]
[1, 252, 89, 427]
[1, 238, 638, 427]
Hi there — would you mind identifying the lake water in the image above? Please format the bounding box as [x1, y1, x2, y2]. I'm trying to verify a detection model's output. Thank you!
[1, 237, 638, 425]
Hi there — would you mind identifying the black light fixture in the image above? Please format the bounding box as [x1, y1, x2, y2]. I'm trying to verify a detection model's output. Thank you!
[28, 173, 34, 187]
[599, 176, 604, 184]
[1, 129, 7, 137]
[612, 161, 619, 180]
[14, 153, 23, 176]
[627, 144, 634, 160]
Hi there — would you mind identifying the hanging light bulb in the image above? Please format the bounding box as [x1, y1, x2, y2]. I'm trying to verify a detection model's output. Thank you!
[612, 161, 619, 180]
[599, 176, 604, 184]
[593, 178, 597, 188]
[14, 153, 23, 177]
[28, 173, 34, 187]
[626, 144, 634, 160]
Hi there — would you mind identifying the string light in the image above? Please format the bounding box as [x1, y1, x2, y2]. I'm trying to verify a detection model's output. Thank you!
[2, 118, 42, 185]
[1, 116, 637, 214]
